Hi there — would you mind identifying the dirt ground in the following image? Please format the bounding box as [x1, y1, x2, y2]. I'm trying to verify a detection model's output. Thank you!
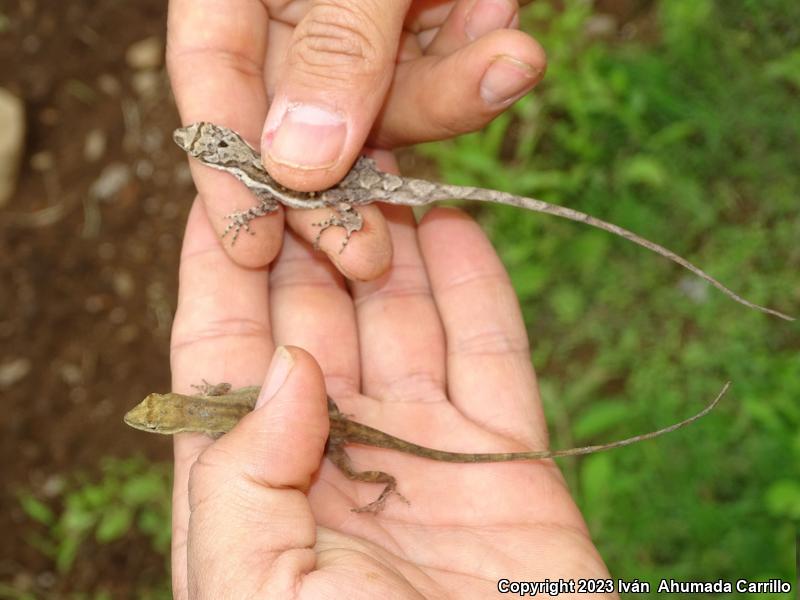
[1, 0, 186, 595]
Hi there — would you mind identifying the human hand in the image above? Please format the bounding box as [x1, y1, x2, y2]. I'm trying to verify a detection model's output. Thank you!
[169, 168, 612, 599]
[167, 0, 546, 278]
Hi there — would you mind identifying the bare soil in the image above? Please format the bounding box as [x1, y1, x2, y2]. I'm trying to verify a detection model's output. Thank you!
[1, 1, 186, 595]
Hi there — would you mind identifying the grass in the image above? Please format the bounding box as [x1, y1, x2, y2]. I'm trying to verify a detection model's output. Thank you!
[421, 0, 799, 594]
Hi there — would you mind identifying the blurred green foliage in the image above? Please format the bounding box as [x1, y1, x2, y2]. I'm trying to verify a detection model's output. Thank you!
[422, 0, 798, 594]
[17, 456, 171, 598]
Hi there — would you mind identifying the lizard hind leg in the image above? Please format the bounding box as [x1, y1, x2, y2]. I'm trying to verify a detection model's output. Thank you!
[326, 442, 408, 513]
[312, 203, 364, 253]
[223, 200, 279, 244]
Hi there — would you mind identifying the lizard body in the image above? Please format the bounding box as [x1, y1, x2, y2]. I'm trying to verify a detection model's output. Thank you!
[173, 122, 793, 322]
[125, 383, 728, 513]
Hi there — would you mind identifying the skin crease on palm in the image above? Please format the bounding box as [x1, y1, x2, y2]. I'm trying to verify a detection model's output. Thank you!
[167, 1, 615, 598]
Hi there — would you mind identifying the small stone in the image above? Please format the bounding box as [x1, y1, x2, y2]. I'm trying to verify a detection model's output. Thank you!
[0, 88, 25, 207]
[90, 162, 131, 200]
[42, 475, 66, 498]
[97, 73, 121, 96]
[112, 270, 135, 299]
[59, 363, 82, 386]
[585, 14, 618, 39]
[125, 36, 164, 70]
[30, 151, 54, 171]
[83, 128, 107, 162]
[135, 158, 154, 179]
[131, 70, 162, 99]
[678, 275, 710, 303]
[0, 358, 31, 388]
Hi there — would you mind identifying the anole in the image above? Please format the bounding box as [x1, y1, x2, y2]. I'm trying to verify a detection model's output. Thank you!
[125, 382, 729, 513]
[173, 121, 793, 322]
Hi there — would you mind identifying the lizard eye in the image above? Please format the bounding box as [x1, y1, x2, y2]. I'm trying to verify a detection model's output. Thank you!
[218, 141, 228, 148]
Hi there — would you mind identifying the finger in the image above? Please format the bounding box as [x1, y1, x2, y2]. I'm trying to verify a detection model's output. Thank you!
[167, 0, 281, 268]
[187, 347, 328, 599]
[283, 147, 395, 281]
[260, 0, 411, 192]
[169, 198, 273, 599]
[418, 208, 545, 447]
[269, 231, 361, 398]
[372, 28, 545, 147]
[424, 0, 519, 55]
[349, 157, 447, 405]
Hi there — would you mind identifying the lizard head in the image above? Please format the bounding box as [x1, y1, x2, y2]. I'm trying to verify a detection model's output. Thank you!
[173, 122, 259, 167]
[124, 393, 183, 434]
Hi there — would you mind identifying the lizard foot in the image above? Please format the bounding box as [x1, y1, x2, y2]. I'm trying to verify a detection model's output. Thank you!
[222, 200, 279, 245]
[191, 380, 232, 397]
[350, 474, 409, 514]
[326, 441, 408, 513]
[312, 203, 364, 253]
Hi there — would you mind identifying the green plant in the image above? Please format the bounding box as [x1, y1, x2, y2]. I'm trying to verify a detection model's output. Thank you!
[421, 0, 799, 594]
[18, 456, 171, 591]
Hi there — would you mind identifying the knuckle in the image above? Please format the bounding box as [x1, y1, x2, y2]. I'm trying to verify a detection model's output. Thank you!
[290, 2, 387, 83]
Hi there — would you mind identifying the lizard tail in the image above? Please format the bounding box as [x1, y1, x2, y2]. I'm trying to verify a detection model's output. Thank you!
[409, 183, 793, 321]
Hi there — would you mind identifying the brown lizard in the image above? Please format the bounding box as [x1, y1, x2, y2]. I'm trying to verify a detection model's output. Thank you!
[125, 382, 729, 513]
[173, 121, 793, 322]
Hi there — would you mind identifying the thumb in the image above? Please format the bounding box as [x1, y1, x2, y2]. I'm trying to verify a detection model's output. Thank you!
[185, 346, 329, 598]
[261, 1, 410, 191]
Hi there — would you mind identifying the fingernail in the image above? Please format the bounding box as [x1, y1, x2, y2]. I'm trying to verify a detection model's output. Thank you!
[263, 103, 346, 170]
[480, 55, 538, 106]
[465, 0, 515, 40]
[256, 346, 295, 408]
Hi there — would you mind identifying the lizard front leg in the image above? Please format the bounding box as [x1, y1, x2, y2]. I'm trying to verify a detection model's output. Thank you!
[223, 197, 280, 244]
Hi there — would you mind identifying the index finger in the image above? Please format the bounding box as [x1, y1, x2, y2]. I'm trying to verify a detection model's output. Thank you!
[168, 198, 275, 599]
[167, 0, 282, 268]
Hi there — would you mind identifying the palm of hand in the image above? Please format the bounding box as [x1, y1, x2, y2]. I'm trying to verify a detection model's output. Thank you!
[309, 394, 607, 598]
[170, 193, 610, 597]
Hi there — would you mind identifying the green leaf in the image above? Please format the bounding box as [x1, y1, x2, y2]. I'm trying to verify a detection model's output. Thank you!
[573, 402, 631, 440]
[549, 284, 586, 324]
[122, 474, 165, 505]
[95, 505, 134, 542]
[18, 494, 55, 526]
[764, 480, 800, 519]
[580, 453, 614, 508]
[56, 535, 82, 574]
[617, 155, 667, 188]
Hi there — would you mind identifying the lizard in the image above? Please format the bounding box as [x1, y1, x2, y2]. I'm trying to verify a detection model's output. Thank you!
[173, 121, 793, 322]
[125, 381, 729, 513]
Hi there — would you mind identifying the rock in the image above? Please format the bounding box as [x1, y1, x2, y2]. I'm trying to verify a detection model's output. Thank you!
[84, 128, 107, 162]
[30, 151, 54, 171]
[97, 73, 121, 96]
[90, 162, 131, 200]
[131, 70, 162, 99]
[125, 36, 164, 70]
[0, 358, 31, 388]
[584, 14, 618, 40]
[0, 88, 25, 207]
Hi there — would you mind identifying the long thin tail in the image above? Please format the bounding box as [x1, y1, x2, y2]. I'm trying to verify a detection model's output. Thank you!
[354, 383, 730, 462]
[406, 182, 793, 321]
